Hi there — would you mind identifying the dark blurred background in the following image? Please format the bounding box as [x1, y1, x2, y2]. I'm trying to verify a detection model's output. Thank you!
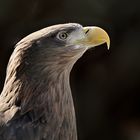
[0, 0, 140, 140]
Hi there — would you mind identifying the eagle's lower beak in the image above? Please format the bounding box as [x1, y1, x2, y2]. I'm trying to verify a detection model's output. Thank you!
[79, 26, 110, 49]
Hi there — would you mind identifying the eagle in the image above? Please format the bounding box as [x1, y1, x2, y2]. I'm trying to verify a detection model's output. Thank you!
[0, 23, 110, 140]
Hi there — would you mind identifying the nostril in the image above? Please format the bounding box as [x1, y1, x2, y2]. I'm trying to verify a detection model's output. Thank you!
[85, 29, 90, 34]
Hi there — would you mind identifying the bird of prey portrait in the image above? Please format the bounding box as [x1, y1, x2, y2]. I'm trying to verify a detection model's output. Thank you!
[0, 23, 110, 140]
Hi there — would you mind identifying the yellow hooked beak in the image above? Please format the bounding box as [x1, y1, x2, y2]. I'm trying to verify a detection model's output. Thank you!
[76, 26, 110, 50]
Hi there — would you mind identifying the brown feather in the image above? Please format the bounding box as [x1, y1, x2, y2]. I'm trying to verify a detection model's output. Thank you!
[0, 23, 86, 140]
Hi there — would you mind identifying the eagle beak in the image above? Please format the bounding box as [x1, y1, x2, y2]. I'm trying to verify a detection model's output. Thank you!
[81, 26, 110, 50]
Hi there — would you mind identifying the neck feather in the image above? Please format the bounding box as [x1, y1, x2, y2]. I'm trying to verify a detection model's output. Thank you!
[1, 60, 77, 140]
[0, 44, 86, 139]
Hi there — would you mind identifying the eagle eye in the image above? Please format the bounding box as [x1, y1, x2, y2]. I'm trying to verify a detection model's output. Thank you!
[57, 31, 68, 40]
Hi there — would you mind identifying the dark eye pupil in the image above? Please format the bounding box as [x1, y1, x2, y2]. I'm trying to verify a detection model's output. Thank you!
[61, 34, 65, 38]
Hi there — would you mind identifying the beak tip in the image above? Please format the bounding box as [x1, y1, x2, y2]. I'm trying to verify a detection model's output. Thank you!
[106, 36, 110, 50]
[107, 42, 110, 50]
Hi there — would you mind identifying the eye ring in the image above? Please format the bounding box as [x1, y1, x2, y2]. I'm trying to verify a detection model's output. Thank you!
[57, 31, 68, 40]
